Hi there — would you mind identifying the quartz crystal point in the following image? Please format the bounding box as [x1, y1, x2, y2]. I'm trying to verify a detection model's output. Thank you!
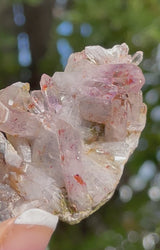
[0, 43, 146, 224]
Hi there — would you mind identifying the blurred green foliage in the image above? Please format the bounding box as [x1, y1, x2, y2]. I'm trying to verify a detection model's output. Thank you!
[0, 0, 160, 249]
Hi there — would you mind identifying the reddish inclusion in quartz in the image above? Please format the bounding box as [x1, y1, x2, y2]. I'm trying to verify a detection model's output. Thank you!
[58, 129, 65, 136]
[28, 103, 35, 109]
[61, 155, 65, 161]
[42, 84, 48, 91]
[74, 175, 86, 185]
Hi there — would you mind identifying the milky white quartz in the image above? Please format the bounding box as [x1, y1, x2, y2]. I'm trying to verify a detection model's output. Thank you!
[0, 43, 146, 224]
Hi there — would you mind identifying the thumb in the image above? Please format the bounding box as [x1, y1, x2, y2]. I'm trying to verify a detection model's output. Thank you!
[0, 209, 58, 250]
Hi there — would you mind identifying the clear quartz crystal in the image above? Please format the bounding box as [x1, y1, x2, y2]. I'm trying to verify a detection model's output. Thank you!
[0, 43, 146, 224]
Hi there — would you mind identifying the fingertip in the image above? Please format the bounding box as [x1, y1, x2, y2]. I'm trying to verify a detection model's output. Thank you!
[0, 218, 15, 249]
[0, 209, 58, 250]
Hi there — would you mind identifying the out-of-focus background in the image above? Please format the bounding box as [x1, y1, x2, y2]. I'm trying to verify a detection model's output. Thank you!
[0, 0, 160, 249]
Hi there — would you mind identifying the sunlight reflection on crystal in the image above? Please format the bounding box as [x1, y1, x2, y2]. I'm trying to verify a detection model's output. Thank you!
[119, 185, 133, 202]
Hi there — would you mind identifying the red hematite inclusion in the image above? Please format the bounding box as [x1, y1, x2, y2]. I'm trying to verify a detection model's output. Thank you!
[74, 175, 86, 185]
[0, 43, 146, 224]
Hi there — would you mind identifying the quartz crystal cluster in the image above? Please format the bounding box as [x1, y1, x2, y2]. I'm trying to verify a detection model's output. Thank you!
[0, 43, 146, 224]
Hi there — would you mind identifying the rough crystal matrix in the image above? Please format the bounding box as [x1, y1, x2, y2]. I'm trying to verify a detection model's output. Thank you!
[0, 43, 146, 224]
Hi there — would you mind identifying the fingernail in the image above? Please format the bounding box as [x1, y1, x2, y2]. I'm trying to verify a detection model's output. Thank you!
[1, 209, 58, 250]
[14, 208, 58, 230]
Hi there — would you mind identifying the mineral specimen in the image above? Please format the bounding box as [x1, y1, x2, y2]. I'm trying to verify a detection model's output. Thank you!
[0, 43, 146, 224]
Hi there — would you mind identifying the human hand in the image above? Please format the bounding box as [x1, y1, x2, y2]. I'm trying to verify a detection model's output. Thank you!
[0, 209, 58, 250]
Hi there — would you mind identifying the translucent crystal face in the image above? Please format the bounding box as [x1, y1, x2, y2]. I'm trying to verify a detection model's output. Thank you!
[0, 43, 146, 224]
